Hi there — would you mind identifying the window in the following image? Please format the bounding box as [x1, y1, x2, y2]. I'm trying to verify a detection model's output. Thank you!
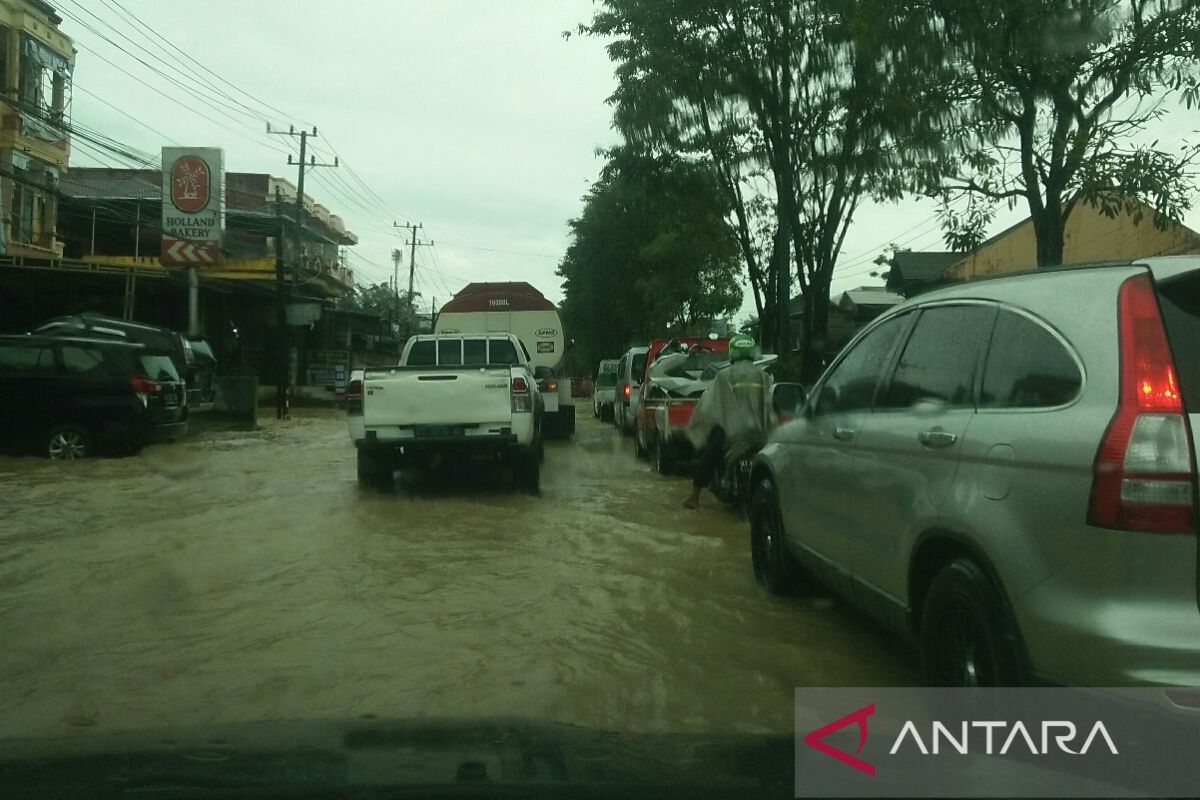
[881, 305, 995, 410]
[407, 340, 435, 366]
[980, 311, 1081, 409]
[60, 346, 105, 374]
[1157, 272, 1200, 414]
[488, 338, 519, 365]
[631, 354, 647, 384]
[814, 313, 911, 415]
[437, 339, 462, 366]
[463, 339, 487, 366]
[0, 345, 53, 374]
[138, 355, 180, 382]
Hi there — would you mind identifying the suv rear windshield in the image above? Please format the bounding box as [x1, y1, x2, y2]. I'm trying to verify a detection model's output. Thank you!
[138, 354, 180, 381]
[1157, 271, 1200, 413]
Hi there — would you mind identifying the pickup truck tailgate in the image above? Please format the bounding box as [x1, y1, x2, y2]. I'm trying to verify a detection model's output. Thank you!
[363, 366, 514, 428]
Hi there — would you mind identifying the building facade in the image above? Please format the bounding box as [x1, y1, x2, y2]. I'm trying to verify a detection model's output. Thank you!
[0, 0, 73, 258]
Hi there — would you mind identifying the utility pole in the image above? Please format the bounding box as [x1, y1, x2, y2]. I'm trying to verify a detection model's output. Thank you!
[267, 123, 337, 409]
[391, 248, 403, 325]
[393, 221, 433, 335]
[273, 186, 288, 419]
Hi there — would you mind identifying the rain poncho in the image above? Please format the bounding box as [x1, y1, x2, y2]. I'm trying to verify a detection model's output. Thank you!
[686, 359, 774, 461]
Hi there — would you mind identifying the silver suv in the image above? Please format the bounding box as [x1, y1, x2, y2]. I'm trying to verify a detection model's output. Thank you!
[750, 257, 1199, 687]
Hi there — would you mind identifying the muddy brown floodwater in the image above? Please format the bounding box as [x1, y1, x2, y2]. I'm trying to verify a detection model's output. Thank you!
[0, 408, 916, 742]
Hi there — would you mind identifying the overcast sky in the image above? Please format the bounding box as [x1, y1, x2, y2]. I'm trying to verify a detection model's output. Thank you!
[63, 0, 1197, 323]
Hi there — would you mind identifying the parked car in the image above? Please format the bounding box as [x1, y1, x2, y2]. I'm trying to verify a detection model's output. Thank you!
[613, 346, 649, 436]
[33, 314, 217, 411]
[633, 337, 730, 470]
[593, 358, 620, 421]
[0, 334, 188, 459]
[750, 257, 1200, 688]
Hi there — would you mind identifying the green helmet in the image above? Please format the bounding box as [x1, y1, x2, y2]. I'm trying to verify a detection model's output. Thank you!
[728, 334, 756, 362]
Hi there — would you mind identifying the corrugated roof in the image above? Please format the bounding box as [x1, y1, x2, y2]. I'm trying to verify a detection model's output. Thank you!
[889, 251, 963, 282]
[840, 289, 903, 308]
[60, 171, 160, 201]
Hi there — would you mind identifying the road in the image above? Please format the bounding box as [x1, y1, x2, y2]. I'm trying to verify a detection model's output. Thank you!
[0, 409, 916, 742]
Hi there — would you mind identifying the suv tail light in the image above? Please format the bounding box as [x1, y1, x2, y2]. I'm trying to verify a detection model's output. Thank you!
[1088, 273, 1196, 532]
[512, 376, 532, 413]
[131, 376, 161, 408]
[623, 382, 631, 399]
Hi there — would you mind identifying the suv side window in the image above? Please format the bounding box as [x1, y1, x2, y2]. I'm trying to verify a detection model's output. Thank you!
[60, 345, 107, 375]
[0, 345, 54, 374]
[814, 313, 911, 416]
[880, 305, 995, 410]
[980, 311, 1081, 408]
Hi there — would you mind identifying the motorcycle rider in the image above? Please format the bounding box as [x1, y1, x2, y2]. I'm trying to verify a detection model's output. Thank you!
[683, 334, 772, 509]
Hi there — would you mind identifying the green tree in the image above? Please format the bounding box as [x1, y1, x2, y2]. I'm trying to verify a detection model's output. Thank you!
[337, 282, 419, 333]
[581, 0, 944, 378]
[929, 0, 1200, 265]
[557, 147, 743, 372]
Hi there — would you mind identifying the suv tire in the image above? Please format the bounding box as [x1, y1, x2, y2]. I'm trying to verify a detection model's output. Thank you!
[46, 424, 93, 460]
[750, 479, 799, 594]
[920, 558, 1023, 686]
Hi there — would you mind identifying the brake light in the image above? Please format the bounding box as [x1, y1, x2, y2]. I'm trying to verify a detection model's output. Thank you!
[512, 376, 532, 412]
[545, 380, 558, 392]
[1088, 274, 1195, 532]
[347, 378, 363, 415]
[131, 377, 161, 394]
[623, 383, 631, 399]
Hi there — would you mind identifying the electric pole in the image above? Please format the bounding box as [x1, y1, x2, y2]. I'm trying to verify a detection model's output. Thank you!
[273, 186, 288, 419]
[391, 248, 403, 325]
[393, 221, 433, 335]
[267, 123, 338, 413]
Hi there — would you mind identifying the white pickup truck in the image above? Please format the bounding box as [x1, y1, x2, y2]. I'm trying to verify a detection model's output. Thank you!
[347, 332, 544, 493]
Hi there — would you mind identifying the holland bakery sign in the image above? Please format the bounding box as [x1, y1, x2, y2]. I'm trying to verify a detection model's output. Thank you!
[161, 147, 224, 266]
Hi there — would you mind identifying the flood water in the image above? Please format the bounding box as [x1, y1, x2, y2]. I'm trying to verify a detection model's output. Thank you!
[0, 409, 916, 742]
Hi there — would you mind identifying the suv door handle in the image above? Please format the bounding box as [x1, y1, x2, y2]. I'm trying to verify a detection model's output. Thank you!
[833, 426, 856, 441]
[918, 429, 957, 448]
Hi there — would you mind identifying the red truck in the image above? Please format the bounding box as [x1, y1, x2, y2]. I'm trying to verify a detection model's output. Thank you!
[633, 336, 731, 473]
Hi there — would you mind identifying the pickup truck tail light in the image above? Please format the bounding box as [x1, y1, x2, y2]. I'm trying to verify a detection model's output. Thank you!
[131, 376, 161, 407]
[512, 376, 533, 413]
[347, 378, 363, 415]
[1088, 273, 1195, 533]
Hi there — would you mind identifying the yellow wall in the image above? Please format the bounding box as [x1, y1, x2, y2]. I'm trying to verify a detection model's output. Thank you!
[947, 199, 1200, 280]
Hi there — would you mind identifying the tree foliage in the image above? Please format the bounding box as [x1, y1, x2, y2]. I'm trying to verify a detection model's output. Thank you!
[930, 0, 1200, 265]
[557, 147, 742, 372]
[581, 0, 946, 377]
[337, 282, 420, 332]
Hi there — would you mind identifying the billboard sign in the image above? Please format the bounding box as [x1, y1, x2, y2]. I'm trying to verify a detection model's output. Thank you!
[161, 147, 223, 266]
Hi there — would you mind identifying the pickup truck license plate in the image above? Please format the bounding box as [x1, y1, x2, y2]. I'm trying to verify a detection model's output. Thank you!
[417, 425, 463, 438]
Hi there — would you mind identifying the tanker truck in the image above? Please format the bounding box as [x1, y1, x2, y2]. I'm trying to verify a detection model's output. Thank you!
[434, 282, 575, 438]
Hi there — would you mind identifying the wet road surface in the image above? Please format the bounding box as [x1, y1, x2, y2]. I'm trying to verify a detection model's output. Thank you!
[0, 409, 916, 741]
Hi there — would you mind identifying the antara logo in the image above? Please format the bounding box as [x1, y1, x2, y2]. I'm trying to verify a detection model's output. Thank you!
[803, 705, 1118, 777]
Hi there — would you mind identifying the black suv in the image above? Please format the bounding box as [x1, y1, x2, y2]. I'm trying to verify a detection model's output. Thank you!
[0, 335, 188, 459]
[33, 314, 218, 410]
